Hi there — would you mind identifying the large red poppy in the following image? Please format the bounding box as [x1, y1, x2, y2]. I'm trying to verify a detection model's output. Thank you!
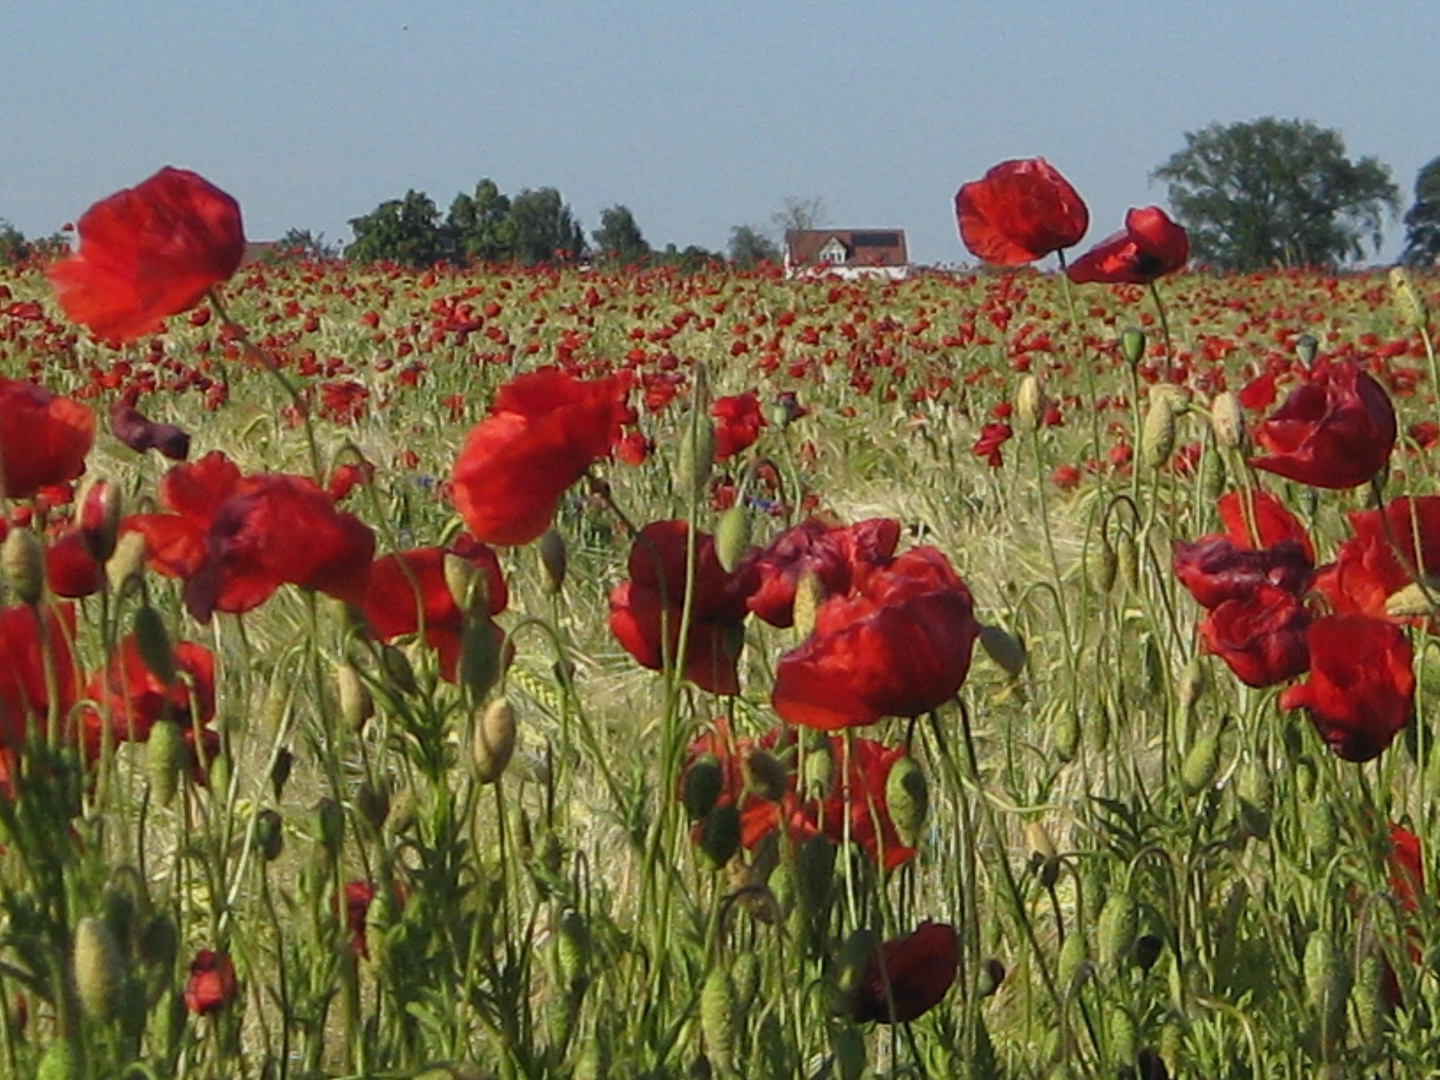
[955, 159, 1089, 265]
[450, 368, 629, 546]
[1198, 584, 1311, 688]
[1249, 361, 1396, 489]
[1066, 206, 1188, 285]
[609, 521, 757, 694]
[124, 451, 245, 580]
[1216, 489, 1315, 561]
[1172, 536, 1312, 610]
[80, 634, 216, 751]
[47, 167, 246, 342]
[747, 517, 901, 628]
[772, 547, 980, 730]
[1279, 615, 1413, 762]
[849, 921, 959, 1024]
[1313, 496, 1440, 619]
[0, 378, 95, 500]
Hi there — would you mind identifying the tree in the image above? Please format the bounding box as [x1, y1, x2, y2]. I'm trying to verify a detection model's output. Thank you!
[770, 195, 828, 237]
[728, 225, 781, 268]
[278, 228, 339, 260]
[655, 243, 721, 274]
[1402, 155, 1440, 266]
[591, 205, 651, 266]
[1152, 118, 1400, 270]
[0, 220, 30, 265]
[446, 179, 517, 264]
[507, 188, 585, 265]
[346, 190, 443, 267]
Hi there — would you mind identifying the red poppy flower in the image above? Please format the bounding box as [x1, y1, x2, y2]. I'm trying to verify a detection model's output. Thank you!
[849, 921, 959, 1024]
[1249, 361, 1396, 489]
[822, 737, 916, 870]
[0, 603, 78, 747]
[1313, 496, 1440, 619]
[45, 531, 104, 599]
[109, 400, 191, 461]
[1172, 536, 1312, 610]
[1390, 825, 1424, 914]
[450, 368, 629, 546]
[1279, 615, 1414, 762]
[683, 722, 816, 852]
[80, 634, 216, 749]
[1066, 207, 1188, 285]
[711, 391, 765, 462]
[747, 517, 901, 628]
[609, 521, 758, 694]
[973, 422, 1012, 468]
[1215, 489, 1315, 561]
[124, 451, 245, 580]
[47, 167, 245, 342]
[184, 949, 237, 1016]
[361, 540, 508, 681]
[772, 547, 980, 730]
[1198, 584, 1311, 688]
[344, 880, 377, 958]
[182, 474, 375, 622]
[955, 159, 1089, 265]
[0, 378, 95, 500]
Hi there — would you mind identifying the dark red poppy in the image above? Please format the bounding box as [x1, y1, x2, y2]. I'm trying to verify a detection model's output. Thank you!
[109, 400, 191, 461]
[361, 540, 507, 681]
[849, 921, 959, 1024]
[973, 422, 1012, 468]
[1215, 489, 1315, 561]
[0, 378, 95, 500]
[47, 167, 245, 342]
[45, 531, 104, 598]
[711, 392, 765, 462]
[955, 159, 1089, 265]
[344, 880, 377, 958]
[123, 451, 244, 580]
[822, 737, 916, 871]
[1066, 206, 1188, 285]
[1390, 825, 1424, 914]
[772, 547, 980, 730]
[609, 521, 758, 694]
[747, 517, 901, 628]
[1313, 496, 1440, 619]
[184, 949, 237, 1016]
[0, 603, 78, 747]
[1172, 536, 1312, 610]
[1198, 584, 1311, 688]
[1249, 361, 1396, 489]
[450, 368, 629, 546]
[80, 634, 216, 750]
[1279, 615, 1413, 762]
[182, 474, 375, 622]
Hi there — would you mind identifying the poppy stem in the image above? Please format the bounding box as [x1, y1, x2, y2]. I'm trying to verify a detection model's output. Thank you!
[1148, 280, 1174, 379]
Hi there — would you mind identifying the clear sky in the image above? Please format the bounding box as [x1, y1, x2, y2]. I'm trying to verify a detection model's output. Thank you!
[4, 2, 1438, 265]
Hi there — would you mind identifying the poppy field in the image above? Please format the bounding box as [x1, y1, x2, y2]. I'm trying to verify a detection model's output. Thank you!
[2, 165, 1440, 1080]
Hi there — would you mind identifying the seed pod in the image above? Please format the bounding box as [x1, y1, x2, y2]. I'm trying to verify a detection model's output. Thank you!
[979, 624, 1027, 677]
[698, 968, 737, 1075]
[1304, 928, 1350, 1048]
[743, 749, 788, 802]
[794, 834, 836, 919]
[314, 796, 345, 862]
[146, 720, 186, 808]
[1110, 1006, 1138, 1069]
[73, 916, 124, 1022]
[1181, 727, 1221, 795]
[677, 418, 716, 500]
[1057, 931, 1089, 995]
[1097, 893, 1138, 972]
[682, 753, 724, 820]
[378, 643, 417, 696]
[1120, 328, 1146, 368]
[254, 808, 284, 862]
[1015, 375, 1044, 430]
[832, 1024, 866, 1080]
[1087, 535, 1118, 595]
[1, 527, 44, 606]
[792, 569, 824, 639]
[698, 804, 741, 870]
[1390, 266, 1430, 330]
[1305, 798, 1339, 862]
[555, 909, 590, 990]
[714, 506, 751, 574]
[132, 604, 176, 686]
[1209, 391, 1248, 453]
[106, 530, 148, 594]
[976, 957, 1006, 998]
[1141, 393, 1177, 472]
[884, 757, 928, 846]
[472, 698, 518, 784]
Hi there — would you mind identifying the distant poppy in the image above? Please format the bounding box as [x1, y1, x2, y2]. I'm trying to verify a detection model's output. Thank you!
[184, 949, 237, 1016]
[47, 167, 246, 342]
[1313, 496, 1440, 619]
[1066, 206, 1188, 285]
[955, 159, 1089, 265]
[344, 880, 377, 958]
[849, 921, 959, 1024]
[747, 517, 901, 628]
[973, 422, 1012, 468]
[1279, 615, 1413, 762]
[823, 737, 917, 870]
[1198, 584, 1311, 688]
[109, 400, 191, 461]
[1249, 360, 1396, 489]
[609, 520, 758, 694]
[772, 547, 980, 730]
[0, 378, 95, 500]
[711, 391, 765, 462]
[450, 368, 629, 546]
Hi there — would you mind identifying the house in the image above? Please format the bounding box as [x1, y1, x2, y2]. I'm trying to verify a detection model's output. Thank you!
[784, 229, 910, 279]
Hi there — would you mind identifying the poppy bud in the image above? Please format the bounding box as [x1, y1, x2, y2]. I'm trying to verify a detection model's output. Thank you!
[77, 478, 121, 565]
[336, 663, 373, 732]
[538, 528, 568, 593]
[1390, 266, 1429, 330]
[730, 950, 760, 1012]
[1057, 931, 1089, 994]
[555, 909, 590, 991]
[832, 928, 880, 1015]
[355, 779, 390, 834]
[254, 808, 283, 862]
[794, 834, 835, 920]
[979, 624, 1026, 677]
[1097, 893, 1138, 972]
[698, 968, 737, 1074]
[1116, 531, 1140, 593]
[1295, 333, 1318, 368]
[1015, 375, 1044, 430]
[271, 747, 294, 801]
[385, 787, 417, 836]
[138, 911, 178, 970]
[1304, 928, 1350, 1048]
[73, 916, 125, 1022]
[884, 757, 929, 846]
[2, 527, 44, 606]
[1053, 709, 1080, 764]
[1141, 392, 1177, 471]
[742, 748, 788, 802]
[1209, 392, 1247, 453]
[314, 796, 345, 862]
[1353, 949, 1389, 1052]
[133, 604, 175, 686]
[1110, 1006, 1138, 1069]
[378, 643, 417, 696]
[792, 569, 824, 638]
[1180, 728, 1221, 795]
[1177, 657, 1206, 715]
[1133, 934, 1163, 973]
[106, 530, 148, 594]
[800, 738, 834, 800]
[1086, 536, 1118, 595]
[677, 418, 715, 499]
[1236, 758, 1273, 840]
[698, 804, 741, 871]
[472, 698, 517, 784]
[1120, 328, 1146, 368]
[458, 620, 501, 701]
[976, 957, 1006, 997]
[146, 720, 185, 808]
[442, 552, 481, 614]
[714, 505, 751, 574]
[1305, 799, 1338, 862]
[1025, 822, 1060, 887]
[682, 753, 723, 820]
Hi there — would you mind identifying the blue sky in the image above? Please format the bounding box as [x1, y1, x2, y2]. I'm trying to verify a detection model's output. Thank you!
[5, 2, 1438, 265]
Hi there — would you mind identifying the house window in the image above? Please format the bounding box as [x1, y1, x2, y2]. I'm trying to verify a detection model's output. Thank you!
[817, 238, 848, 265]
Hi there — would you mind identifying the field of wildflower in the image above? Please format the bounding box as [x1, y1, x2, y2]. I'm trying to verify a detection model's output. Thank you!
[0, 164, 1439, 1080]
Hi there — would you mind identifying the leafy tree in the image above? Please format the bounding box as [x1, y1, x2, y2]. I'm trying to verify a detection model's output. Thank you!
[727, 225, 781, 268]
[1153, 118, 1400, 270]
[1403, 155, 1440, 266]
[655, 243, 721, 274]
[446, 179, 518, 264]
[507, 188, 585, 265]
[591, 205, 651, 266]
[346, 190, 443, 267]
[0, 220, 31, 265]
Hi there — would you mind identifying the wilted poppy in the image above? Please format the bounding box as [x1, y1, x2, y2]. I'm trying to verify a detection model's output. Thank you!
[711, 392, 765, 462]
[955, 159, 1089, 265]
[747, 517, 901, 628]
[47, 167, 246, 342]
[609, 520, 758, 694]
[1249, 361, 1397, 489]
[1279, 615, 1413, 762]
[110, 400, 191, 461]
[0, 378, 95, 500]
[1313, 496, 1440, 619]
[450, 368, 629, 546]
[1198, 584, 1311, 688]
[184, 949, 237, 1016]
[1172, 536, 1312, 610]
[1066, 206, 1188, 285]
[772, 547, 980, 730]
[849, 921, 959, 1024]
